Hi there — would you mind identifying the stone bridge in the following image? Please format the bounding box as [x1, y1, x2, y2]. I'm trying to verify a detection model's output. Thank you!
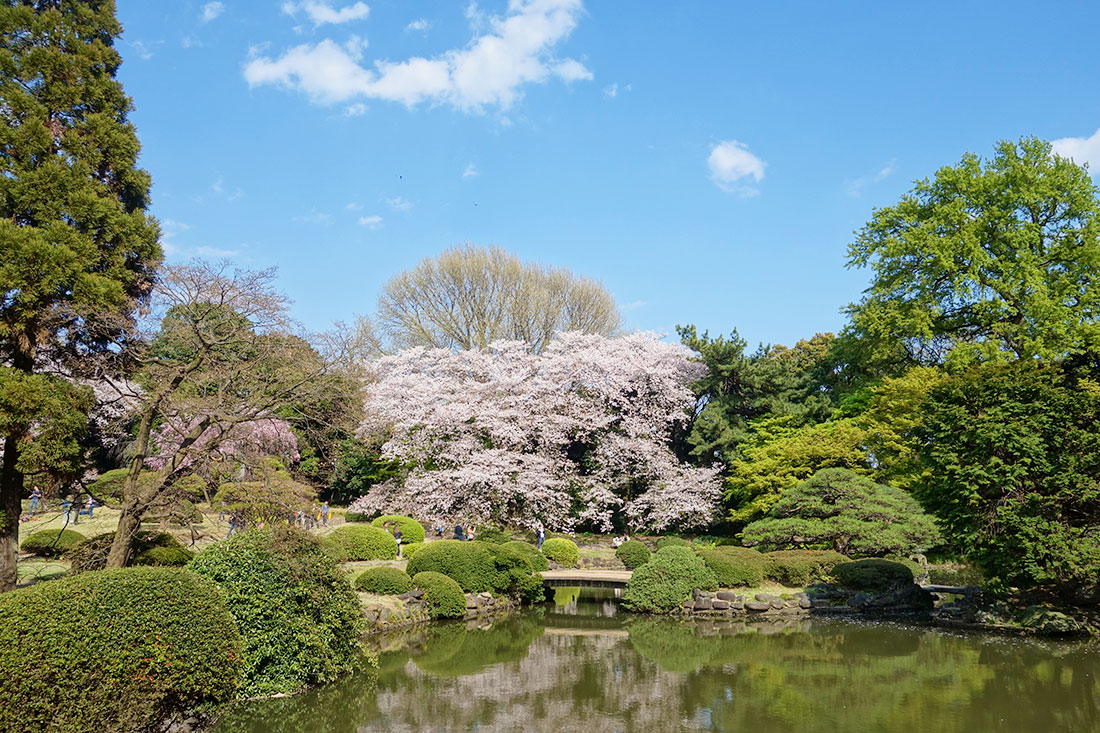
[541, 569, 632, 589]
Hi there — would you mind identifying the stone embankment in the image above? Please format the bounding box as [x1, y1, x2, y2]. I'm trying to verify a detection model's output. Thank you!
[364, 591, 516, 632]
[679, 583, 934, 619]
[679, 589, 814, 616]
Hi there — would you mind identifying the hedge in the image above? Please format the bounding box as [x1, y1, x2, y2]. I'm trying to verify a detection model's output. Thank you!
[189, 526, 363, 696]
[832, 559, 915, 591]
[413, 571, 466, 619]
[698, 546, 766, 587]
[131, 545, 194, 567]
[486, 542, 544, 603]
[472, 526, 510, 544]
[370, 515, 426, 544]
[68, 531, 189, 573]
[503, 540, 549, 572]
[405, 539, 496, 592]
[622, 546, 718, 613]
[615, 540, 651, 570]
[355, 566, 414, 595]
[541, 537, 579, 568]
[763, 550, 849, 587]
[0, 567, 241, 733]
[19, 528, 85, 558]
[655, 536, 691, 551]
[401, 541, 425, 560]
[344, 512, 371, 523]
[321, 525, 398, 561]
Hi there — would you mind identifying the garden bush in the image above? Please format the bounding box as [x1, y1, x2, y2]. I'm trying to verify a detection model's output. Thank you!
[763, 550, 849, 587]
[472, 526, 510, 544]
[615, 539, 651, 569]
[655, 536, 691, 551]
[370, 514, 426, 544]
[413, 571, 466, 619]
[405, 539, 496, 592]
[355, 566, 414, 595]
[401, 541, 425, 560]
[0, 567, 241, 733]
[541, 537, 579, 568]
[622, 546, 718, 613]
[189, 526, 363, 696]
[832, 559, 915, 591]
[68, 530, 189, 573]
[698, 546, 766, 587]
[502, 540, 549, 571]
[131, 545, 194, 567]
[485, 542, 544, 603]
[19, 528, 85, 558]
[344, 512, 371, 523]
[321, 525, 398, 561]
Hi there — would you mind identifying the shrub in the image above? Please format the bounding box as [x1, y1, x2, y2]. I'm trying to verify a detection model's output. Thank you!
[355, 566, 414, 595]
[370, 515, 426, 544]
[698, 546, 766, 587]
[189, 526, 363, 696]
[655, 536, 691, 551]
[344, 512, 371, 523]
[405, 539, 496, 592]
[472, 526, 510, 544]
[401, 541, 425, 560]
[321, 525, 398, 561]
[622, 546, 718, 613]
[19, 528, 85, 558]
[485, 543, 544, 603]
[131, 545, 194, 567]
[615, 539, 651, 569]
[763, 550, 849, 587]
[502, 540, 549, 572]
[541, 537, 579, 568]
[832, 559, 915, 591]
[68, 531, 188, 573]
[413, 571, 466, 619]
[0, 567, 241, 733]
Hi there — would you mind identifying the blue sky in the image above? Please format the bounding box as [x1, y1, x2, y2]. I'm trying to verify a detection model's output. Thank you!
[114, 1, 1100, 348]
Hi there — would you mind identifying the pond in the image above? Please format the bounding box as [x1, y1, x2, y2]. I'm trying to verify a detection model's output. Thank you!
[215, 588, 1100, 732]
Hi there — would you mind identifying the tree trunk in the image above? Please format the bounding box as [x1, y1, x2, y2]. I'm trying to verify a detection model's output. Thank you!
[0, 433, 25, 592]
[106, 499, 145, 569]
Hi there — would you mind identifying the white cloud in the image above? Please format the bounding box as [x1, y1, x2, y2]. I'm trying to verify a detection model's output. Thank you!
[405, 18, 430, 33]
[344, 102, 368, 116]
[129, 40, 161, 61]
[621, 299, 648, 312]
[384, 196, 412, 212]
[346, 202, 362, 211]
[211, 176, 224, 195]
[845, 159, 896, 197]
[462, 162, 479, 179]
[359, 215, 383, 229]
[1052, 127, 1100, 175]
[201, 2, 224, 23]
[707, 140, 765, 194]
[195, 245, 242, 258]
[282, 1, 370, 27]
[244, 0, 590, 112]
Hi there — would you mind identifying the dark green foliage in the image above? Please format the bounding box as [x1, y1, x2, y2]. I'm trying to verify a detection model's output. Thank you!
[541, 537, 579, 567]
[344, 512, 371, 523]
[655, 536, 691, 551]
[400, 541, 425, 560]
[833, 559, 915, 591]
[616, 539, 652, 569]
[741, 468, 943, 556]
[622, 546, 719, 613]
[472, 526, 510, 544]
[322, 525, 398, 561]
[131, 545, 194, 567]
[763, 550, 849, 587]
[68, 530, 187, 573]
[355, 566, 413, 595]
[485, 542, 544, 603]
[698, 546, 766, 587]
[502, 540, 549, 571]
[0, 567, 240, 733]
[188, 526, 363, 696]
[19, 528, 85, 557]
[927, 565, 984, 587]
[917, 361, 1100, 590]
[370, 514, 426, 544]
[412, 571, 466, 619]
[405, 539, 496, 592]
[330, 440, 404, 505]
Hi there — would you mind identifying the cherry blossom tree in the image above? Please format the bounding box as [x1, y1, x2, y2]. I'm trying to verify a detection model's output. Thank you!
[352, 332, 721, 531]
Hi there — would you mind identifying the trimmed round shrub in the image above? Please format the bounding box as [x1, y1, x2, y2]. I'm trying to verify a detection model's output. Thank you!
[616, 539, 651, 570]
[623, 546, 718, 613]
[763, 550, 849, 587]
[68, 531, 189, 573]
[698, 546, 766, 588]
[322, 525, 398, 561]
[503, 540, 549, 572]
[0, 567, 241, 733]
[189, 526, 363, 696]
[401, 541, 425, 560]
[370, 515, 426, 544]
[413, 571, 466, 619]
[472, 526, 510, 544]
[131, 545, 194, 567]
[344, 512, 371, 523]
[19, 528, 85, 558]
[541, 537, 579, 568]
[655, 536, 691, 551]
[355, 566, 414, 595]
[485, 542, 544, 603]
[832, 559, 915, 591]
[405, 539, 496, 592]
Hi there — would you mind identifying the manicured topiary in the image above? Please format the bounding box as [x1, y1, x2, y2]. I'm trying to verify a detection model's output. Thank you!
[541, 537, 579, 568]
[832, 559, 915, 591]
[763, 550, 849, 587]
[344, 512, 371, 523]
[622, 545, 718, 613]
[68, 531, 188, 573]
[698, 546, 766, 588]
[131, 545, 194, 567]
[405, 539, 496, 592]
[355, 566, 414, 595]
[400, 541, 425, 560]
[413, 571, 466, 619]
[472, 526, 510, 544]
[503, 540, 549, 572]
[189, 526, 363, 696]
[0, 567, 241, 733]
[615, 539, 651, 570]
[485, 542, 544, 602]
[655, 536, 691, 551]
[321, 525, 398, 561]
[370, 515, 426, 544]
[19, 528, 86, 558]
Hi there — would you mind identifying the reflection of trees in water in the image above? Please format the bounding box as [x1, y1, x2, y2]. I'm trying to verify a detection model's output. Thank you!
[215, 615, 1100, 733]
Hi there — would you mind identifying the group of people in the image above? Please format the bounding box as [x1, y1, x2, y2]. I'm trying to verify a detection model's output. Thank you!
[20, 486, 98, 524]
[290, 501, 330, 530]
[611, 534, 631, 548]
[380, 521, 404, 556]
[436, 521, 547, 549]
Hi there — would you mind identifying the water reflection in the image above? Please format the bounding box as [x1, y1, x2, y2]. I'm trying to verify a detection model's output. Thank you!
[215, 591, 1100, 733]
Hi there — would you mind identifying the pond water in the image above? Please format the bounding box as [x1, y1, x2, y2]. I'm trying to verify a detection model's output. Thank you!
[214, 588, 1100, 732]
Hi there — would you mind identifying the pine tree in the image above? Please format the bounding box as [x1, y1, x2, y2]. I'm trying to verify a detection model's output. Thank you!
[0, 0, 161, 591]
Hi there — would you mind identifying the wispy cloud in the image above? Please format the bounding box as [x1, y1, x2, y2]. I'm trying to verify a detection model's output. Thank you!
[707, 140, 765, 195]
[281, 1, 370, 27]
[129, 40, 162, 61]
[621, 299, 649, 312]
[462, 162, 479, 179]
[346, 202, 362, 211]
[244, 0, 590, 112]
[359, 215, 383, 229]
[344, 102, 368, 116]
[293, 211, 332, 224]
[200, 2, 224, 23]
[384, 196, 412, 212]
[844, 159, 896, 198]
[195, 244, 242, 258]
[405, 18, 430, 33]
[1052, 127, 1100, 175]
[603, 82, 630, 99]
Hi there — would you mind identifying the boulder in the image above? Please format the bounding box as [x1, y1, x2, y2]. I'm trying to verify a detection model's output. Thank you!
[712, 599, 730, 610]
[716, 591, 739, 601]
[755, 593, 775, 603]
[745, 601, 771, 613]
[799, 597, 813, 609]
[695, 597, 713, 610]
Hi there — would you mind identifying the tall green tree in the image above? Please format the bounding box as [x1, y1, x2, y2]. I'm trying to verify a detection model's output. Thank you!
[0, 0, 160, 590]
[845, 137, 1100, 368]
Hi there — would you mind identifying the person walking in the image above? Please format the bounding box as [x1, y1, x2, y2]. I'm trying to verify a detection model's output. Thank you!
[454, 523, 465, 541]
[393, 525, 403, 557]
[536, 524, 546, 550]
[29, 486, 41, 516]
[61, 496, 72, 524]
[320, 501, 330, 527]
[85, 495, 95, 519]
